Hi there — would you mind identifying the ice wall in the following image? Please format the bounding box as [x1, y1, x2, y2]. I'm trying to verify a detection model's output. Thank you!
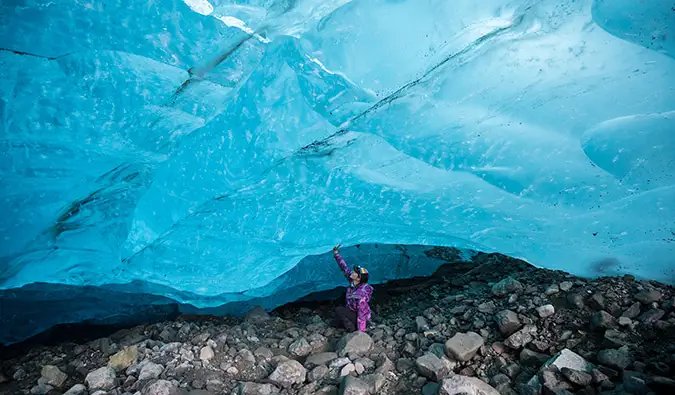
[0, 0, 674, 343]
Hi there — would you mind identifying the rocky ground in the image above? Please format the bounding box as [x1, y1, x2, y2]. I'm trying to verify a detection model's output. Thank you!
[1, 252, 674, 395]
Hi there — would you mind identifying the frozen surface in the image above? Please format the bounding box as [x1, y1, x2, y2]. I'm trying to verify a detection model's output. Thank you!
[0, 0, 674, 343]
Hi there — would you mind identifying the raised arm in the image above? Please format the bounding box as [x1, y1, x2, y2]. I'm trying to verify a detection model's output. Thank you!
[333, 244, 351, 278]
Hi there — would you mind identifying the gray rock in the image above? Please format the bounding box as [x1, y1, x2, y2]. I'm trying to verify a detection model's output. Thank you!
[635, 289, 662, 304]
[139, 362, 164, 381]
[602, 329, 632, 348]
[622, 302, 641, 318]
[85, 366, 116, 391]
[478, 301, 496, 314]
[591, 310, 617, 330]
[243, 306, 270, 324]
[340, 363, 356, 377]
[492, 277, 524, 297]
[268, 360, 307, 388]
[536, 305, 555, 318]
[200, 346, 215, 361]
[254, 347, 274, 361]
[306, 352, 338, 368]
[559, 281, 574, 291]
[415, 353, 452, 381]
[416, 316, 430, 332]
[41, 365, 68, 387]
[618, 317, 633, 327]
[444, 331, 484, 361]
[597, 347, 632, 370]
[308, 365, 329, 382]
[504, 325, 537, 349]
[13, 368, 27, 380]
[520, 348, 550, 367]
[623, 374, 648, 394]
[337, 332, 373, 358]
[288, 337, 313, 358]
[638, 308, 665, 324]
[545, 284, 560, 295]
[566, 292, 585, 309]
[374, 355, 394, 376]
[561, 367, 592, 386]
[495, 310, 522, 336]
[142, 379, 180, 395]
[63, 384, 87, 395]
[329, 357, 352, 369]
[30, 384, 53, 395]
[541, 348, 593, 372]
[339, 375, 371, 395]
[237, 382, 280, 395]
[588, 293, 606, 310]
[438, 375, 500, 395]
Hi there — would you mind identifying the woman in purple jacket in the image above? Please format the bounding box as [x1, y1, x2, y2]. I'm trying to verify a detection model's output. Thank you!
[331, 244, 374, 332]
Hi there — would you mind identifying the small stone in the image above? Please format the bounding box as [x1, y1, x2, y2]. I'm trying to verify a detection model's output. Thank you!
[504, 325, 536, 349]
[30, 384, 53, 395]
[438, 375, 500, 395]
[41, 365, 68, 387]
[416, 316, 430, 332]
[591, 368, 610, 384]
[602, 329, 632, 348]
[492, 277, 524, 297]
[597, 347, 632, 370]
[200, 346, 215, 361]
[624, 375, 648, 393]
[635, 289, 662, 304]
[337, 332, 373, 358]
[444, 331, 484, 361]
[288, 337, 313, 358]
[139, 362, 163, 381]
[542, 348, 593, 372]
[638, 308, 665, 324]
[339, 375, 371, 395]
[340, 363, 356, 377]
[85, 367, 116, 391]
[520, 348, 550, 367]
[268, 360, 307, 388]
[536, 304, 555, 318]
[329, 357, 352, 369]
[559, 281, 574, 291]
[622, 302, 641, 318]
[13, 368, 27, 380]
[501, 363, 521, 378]
[495, 310, 522, 336]
[63, 384, 87, 395]
[591, 310, 616, 330]
[561, 367, 592, 386]
[308, 365, 329, 382]
[255, 347, 274, 360]
[108, 345, 138, 371]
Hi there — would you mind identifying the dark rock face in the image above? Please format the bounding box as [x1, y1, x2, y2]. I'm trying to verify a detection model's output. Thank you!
[1, 252, 673, 395]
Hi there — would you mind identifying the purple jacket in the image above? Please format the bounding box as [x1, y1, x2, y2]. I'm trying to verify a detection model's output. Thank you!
[334, 252, 374, 332]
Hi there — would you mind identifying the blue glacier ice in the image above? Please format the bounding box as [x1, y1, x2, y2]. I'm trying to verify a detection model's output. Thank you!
[0, 0, 674, 344]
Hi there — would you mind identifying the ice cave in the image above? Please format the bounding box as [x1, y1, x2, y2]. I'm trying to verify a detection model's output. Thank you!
[0, 0, 674, 344]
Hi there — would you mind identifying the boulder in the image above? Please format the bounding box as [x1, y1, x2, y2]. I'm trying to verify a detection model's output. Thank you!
[415, 353, 452, 381]
[41, 365, 68, 387]
[438, 375, 500, 395]
[638, 308, 665, 324]
[635, 289, 662, 304]
[492, 277, 523, 297]
[339, 376, 371, 395]
[108, 346, 138, 371]
[597, 347, 632, 370]
[536, 305, 555, 318]
[445, 332, 484, 361]
[288, 337, 313, 358]
[559, 281, 573, 291]
[622, 302, 641, 318]
[308, 366, 329, 382]
[495, 310, 522, 336]
[139, 362, 164, 381]
[504, 326, 537, 349]
[590, 311, 616, 330]
[85, 367, 116, 391]
[268, 360, 307, 388]
[337, 332, 373, 358]
[63, 384, 87, 395]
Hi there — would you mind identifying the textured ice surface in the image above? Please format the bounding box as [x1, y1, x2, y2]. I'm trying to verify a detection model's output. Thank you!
[0, 0, 674, 343]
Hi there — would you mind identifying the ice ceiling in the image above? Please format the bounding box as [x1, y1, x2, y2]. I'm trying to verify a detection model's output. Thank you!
[0, 0, 674, 342]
